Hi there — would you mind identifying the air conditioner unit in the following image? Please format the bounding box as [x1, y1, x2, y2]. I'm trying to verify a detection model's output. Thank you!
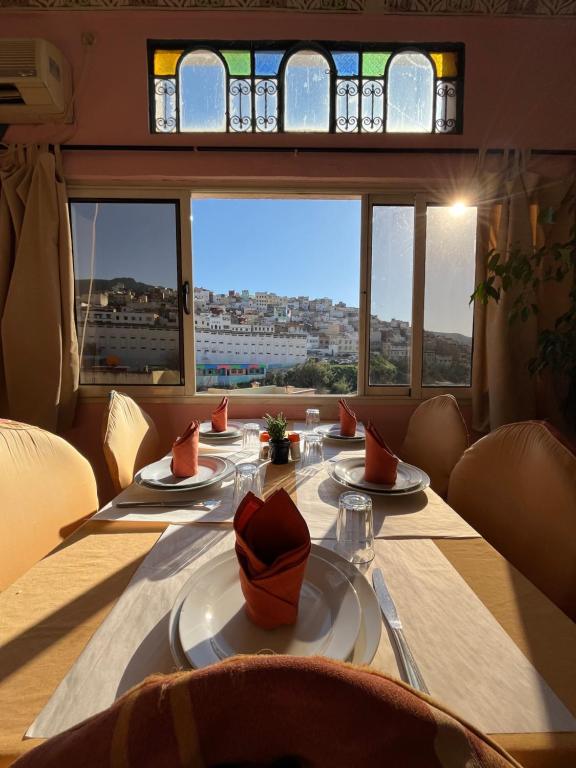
[0, 39, 72, 124]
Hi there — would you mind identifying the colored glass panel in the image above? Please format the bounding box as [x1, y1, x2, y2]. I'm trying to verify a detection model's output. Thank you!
[332, 52, 359, 77]
[222, 51, 251, 77]
[430, 52, 458, 78]
[255, 51, 284, 76]
[154, 50, 183, 77]
[362, 52, 391, 77]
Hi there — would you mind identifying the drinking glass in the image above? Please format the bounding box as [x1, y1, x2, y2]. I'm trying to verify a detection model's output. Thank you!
[335, 491, 374, 564]
[232, 462, 263, 510]
[305, 408, 320, 432]
[302, 432, 324, 467]
[241, 422, 261, 450]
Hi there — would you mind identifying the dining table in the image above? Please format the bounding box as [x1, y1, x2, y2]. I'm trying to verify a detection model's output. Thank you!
[1, 419, 576, 768]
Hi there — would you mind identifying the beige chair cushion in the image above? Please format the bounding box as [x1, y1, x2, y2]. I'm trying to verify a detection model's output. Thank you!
[102, 391, 160, 493]
[448, 421, 576, 621]
[0, 420, 98, 591]
[400, 395, 469, 497]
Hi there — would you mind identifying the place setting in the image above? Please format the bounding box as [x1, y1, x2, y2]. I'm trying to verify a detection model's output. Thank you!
[168, 489, 382, 670]
[94, 398, 264, 523]
[313, 399, 366, 443]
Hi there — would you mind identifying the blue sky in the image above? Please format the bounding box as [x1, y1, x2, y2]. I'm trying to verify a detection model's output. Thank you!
[192, 199, 362, 307]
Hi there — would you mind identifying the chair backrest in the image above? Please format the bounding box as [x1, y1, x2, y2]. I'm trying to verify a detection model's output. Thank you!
[448, 421, 576, 621]
[400, 395, 469, 497]
[102, 391, 160, 492]
[0, 420, 98, 591]
[13, 656, 520, 768]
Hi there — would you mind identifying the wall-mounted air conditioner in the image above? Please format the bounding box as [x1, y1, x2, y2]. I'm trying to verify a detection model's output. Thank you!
[0, 38, 72, 124]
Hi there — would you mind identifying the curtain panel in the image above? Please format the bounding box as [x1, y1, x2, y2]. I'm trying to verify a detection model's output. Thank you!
[472, 151, 576, 434]
[0, 144, 79, 432]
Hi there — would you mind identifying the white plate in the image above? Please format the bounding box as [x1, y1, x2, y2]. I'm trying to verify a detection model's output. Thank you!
[135, 455, 234, 491]
[199, 421, 242, 439]
[169, 544, 381, 670]
[177, 548, 362, 669]
[328, 457, 430, 496]
[315, 423, 365, 441]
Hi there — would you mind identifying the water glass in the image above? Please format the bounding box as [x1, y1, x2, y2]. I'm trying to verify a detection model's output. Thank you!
[335, 491, 374, 564]
[232, 462, 263, 510]
[241, 422, 261, 450]
[305, 408, 320, 431]
[302, 432, 324, 467]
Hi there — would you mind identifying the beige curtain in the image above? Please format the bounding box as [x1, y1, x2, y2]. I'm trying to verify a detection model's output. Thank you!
[0, 144, 79, 432]
[472, 151, 575, 434]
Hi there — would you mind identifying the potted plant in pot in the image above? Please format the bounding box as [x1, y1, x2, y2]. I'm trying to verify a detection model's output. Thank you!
[264, 412, 290, 464]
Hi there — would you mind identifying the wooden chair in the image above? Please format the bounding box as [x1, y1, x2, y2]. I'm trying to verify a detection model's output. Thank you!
[0, 419, 98, 591]
[400, 395, 469, 498]
[448, 421, 576, 621]
[13, 656, 518, 768]
[102, 390, 161, 493]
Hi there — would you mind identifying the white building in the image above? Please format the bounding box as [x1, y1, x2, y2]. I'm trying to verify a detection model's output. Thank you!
[195, 328, 307, 366]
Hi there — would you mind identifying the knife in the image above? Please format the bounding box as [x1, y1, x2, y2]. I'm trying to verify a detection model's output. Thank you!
[372, 568, 429, 694]
[116, 500, 219, 509]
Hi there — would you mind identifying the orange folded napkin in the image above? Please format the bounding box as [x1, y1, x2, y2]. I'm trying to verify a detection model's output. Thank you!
[211, 396, 229, 432]
[171, 420, 200, 478]
[338, 398, 357, 437]
[234, 489, 311, 630]
[364, 421, 399, 485]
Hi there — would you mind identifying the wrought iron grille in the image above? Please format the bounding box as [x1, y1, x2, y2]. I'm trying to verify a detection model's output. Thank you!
[149, 41, 464, 135]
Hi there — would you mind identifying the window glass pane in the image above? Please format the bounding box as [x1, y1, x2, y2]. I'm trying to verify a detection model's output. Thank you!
[387, 52, 433, 133]
[191, 197, 361, 395]
[362, 52, 391, 77]
[179, 50, 226, 132]
[361, 79, 384, 133]
[154, 78, 176, 133]
[336, 79, 359, 132]
[430, 52, 458, 78]
[255, 78, 278, 132]
[71, 201, 182, 386]
[284, 50, 330, 132]
[423, 205, 477, 387]
[154, 50, 183, 77]
[332, 51, 359, 76]
[369, 206, 414, 386]
[255, 51, 283, 76]
[435, 80, 458, 133]
[222, 50, 251, 77]
[229, 78, 252, 132]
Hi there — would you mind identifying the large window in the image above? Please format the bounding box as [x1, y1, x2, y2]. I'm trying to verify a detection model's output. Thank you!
[367, 199, 477, 393]
[191, 197, 361, 395]
[70, 190, 478, 398]
[150, 41, 463, 135]
[70, 200, 183, 386]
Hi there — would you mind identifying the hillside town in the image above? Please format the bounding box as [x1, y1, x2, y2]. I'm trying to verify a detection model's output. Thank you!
[76, 279, 472, 389]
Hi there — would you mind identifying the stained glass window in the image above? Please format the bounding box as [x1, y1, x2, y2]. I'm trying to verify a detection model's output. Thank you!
[149, 41, 463, 134]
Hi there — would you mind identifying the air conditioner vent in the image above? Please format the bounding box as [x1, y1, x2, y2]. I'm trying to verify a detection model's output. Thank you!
[0, 39, 37, 78]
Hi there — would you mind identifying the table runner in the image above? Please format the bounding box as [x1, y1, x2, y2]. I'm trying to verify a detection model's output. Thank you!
[295, 453, 479, 539]
[93, 446, 260, 524]
[27, 525, 575, 739]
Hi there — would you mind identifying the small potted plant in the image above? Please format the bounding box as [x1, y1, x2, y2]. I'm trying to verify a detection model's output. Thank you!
[264, 412, 290, 464]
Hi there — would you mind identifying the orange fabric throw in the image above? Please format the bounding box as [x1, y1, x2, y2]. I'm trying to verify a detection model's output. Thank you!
[364, 421, 399, 485]
[234, 489, 311, 630]
[338, 398, 357, 437]
[170, 420, 200, 478]
[211, 396, 229, 432]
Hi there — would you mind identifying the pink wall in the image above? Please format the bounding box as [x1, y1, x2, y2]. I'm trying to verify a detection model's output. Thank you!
[3, 10, 575, 155]
[0, 9, 565, 500]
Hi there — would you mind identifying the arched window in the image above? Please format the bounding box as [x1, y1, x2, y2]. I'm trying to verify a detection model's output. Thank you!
[179, 50, 226, 132]
[387, 52, 433, 133]
[284, 50, 331, 132]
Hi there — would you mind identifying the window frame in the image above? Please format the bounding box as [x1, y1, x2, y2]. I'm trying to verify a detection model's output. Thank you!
[148, 40, 465, 136]
[69, 184, 475, 405]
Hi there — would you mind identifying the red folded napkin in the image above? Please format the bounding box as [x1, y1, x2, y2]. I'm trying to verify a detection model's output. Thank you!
[338, 398, 357, 437]
[234, 489, 311, 630]
[211, 396, 229, 433]
[364, 421, 399, 485]
[171, 420, 200, 478]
